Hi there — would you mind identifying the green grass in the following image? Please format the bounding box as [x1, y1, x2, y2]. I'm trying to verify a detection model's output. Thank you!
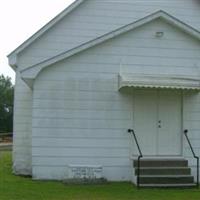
[0, 151, 200, 200]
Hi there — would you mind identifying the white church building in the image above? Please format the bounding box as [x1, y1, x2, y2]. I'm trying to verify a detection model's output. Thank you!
[8, 0, 200, 187]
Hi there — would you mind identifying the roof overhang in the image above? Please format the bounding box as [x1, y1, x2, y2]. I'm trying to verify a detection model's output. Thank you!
[8, 54, 18, 71]
[7, 0, 85, 72]
[119, 74, 200, 91]
[7, 0, 85, 58]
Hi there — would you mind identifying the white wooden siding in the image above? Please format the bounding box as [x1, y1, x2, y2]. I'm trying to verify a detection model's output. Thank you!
[12, 71, 32, 175]
[32, 19, 200, 180]
[183, 92, 200, 181]
[13, 0, 200, 177]
[18, 0, 200, 69]
[32, 166, 131, 181]
[32, 70, 133, 180]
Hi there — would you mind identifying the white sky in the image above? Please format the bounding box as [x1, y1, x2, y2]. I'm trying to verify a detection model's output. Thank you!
[0, 0, 75, 83]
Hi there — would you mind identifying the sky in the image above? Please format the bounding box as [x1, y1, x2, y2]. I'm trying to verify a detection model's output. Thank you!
[0, 0, 75, 83]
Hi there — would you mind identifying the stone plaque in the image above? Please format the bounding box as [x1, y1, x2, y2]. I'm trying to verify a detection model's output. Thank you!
[68, 165, 103, 180]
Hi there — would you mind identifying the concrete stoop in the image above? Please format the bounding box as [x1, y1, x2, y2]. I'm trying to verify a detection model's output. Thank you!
[133, 159, 196, 188]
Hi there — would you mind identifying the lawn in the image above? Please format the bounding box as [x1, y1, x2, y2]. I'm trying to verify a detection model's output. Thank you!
[0, 151, 200, 200]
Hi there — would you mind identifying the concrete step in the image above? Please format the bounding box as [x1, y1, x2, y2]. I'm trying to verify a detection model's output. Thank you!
[140, 183, 197, 188]
[134, 159, 188, 168]
[135, 167, 191, 175]
[140, 175, 194, 184]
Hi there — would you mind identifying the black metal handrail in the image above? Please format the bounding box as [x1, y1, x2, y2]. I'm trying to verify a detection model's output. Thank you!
[184, 129, 199, 188]
[128, 129, 143, 188]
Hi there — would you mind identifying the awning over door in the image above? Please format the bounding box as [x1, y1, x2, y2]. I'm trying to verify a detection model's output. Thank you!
[118, 74, 200, 90]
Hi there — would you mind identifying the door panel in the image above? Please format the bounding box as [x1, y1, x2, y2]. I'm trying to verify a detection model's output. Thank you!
[158, 90, 182, 155]
[134, 89, 182, 156]
[134, 90, 157, 155]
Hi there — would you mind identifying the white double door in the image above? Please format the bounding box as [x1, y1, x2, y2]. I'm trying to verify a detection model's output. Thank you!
[134, 90, 182, 156]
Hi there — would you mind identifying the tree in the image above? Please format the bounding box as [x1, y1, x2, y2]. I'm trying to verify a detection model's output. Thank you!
[0, 74, 14, 133]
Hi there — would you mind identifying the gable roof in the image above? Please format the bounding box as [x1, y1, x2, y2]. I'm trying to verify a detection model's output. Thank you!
[21, 10, 200, 87]
[7, 0, 85, 58]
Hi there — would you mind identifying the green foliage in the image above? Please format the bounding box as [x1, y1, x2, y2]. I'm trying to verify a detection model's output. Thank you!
[0, 75, 14, 133]
[0, 152, 200, 200]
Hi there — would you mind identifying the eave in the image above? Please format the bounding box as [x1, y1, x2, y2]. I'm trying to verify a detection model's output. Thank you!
[7, 0, 85, 62]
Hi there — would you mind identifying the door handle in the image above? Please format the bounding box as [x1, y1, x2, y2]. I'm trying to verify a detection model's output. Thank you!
[158, 120, 161, 128]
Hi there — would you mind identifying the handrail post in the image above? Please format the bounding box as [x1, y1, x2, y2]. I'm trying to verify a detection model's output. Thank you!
[184, 129, 199, 188]
[197, 157, 199, 188]
[137, 155, 142, 188]
[128, 129, 143, 188]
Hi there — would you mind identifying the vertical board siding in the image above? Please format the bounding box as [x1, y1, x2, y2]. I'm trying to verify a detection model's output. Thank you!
[32, 19, 200, 180]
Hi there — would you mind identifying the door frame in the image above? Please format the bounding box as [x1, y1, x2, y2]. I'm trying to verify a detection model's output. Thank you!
[132, 88, 184, 157]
